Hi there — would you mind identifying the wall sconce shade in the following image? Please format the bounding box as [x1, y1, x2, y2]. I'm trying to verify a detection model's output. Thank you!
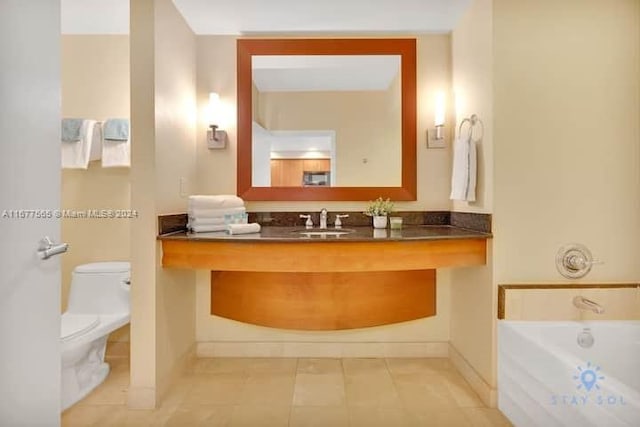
[427, 91, 446, 149]
[207, 92, 227, 149]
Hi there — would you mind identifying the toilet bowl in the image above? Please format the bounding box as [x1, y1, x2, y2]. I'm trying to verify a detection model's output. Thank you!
[61, 261, 130, 411]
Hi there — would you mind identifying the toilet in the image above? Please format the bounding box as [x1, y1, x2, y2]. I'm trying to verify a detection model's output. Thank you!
[61, 261, 130, 411]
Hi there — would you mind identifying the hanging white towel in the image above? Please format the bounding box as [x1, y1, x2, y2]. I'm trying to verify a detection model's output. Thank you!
[61, 120, 98, 169]
[188, 195, 245, 210]
[88, 123, 102, 162]
[102, 120, 130, 167]
[450, 136, 477, 202]
[467, 138, 477, 202]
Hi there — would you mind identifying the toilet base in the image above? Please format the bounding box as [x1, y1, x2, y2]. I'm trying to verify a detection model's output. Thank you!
[61, 335, 111, 411]
[61, 363, 110, 411]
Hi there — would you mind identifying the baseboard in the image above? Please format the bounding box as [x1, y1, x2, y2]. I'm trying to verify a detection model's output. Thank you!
[127, 387, 156, 410]
[449, 343, 497, 408]
[127, 343, 196, 410]
[196, 341, 449, 358]
[157, 343, 196, 404]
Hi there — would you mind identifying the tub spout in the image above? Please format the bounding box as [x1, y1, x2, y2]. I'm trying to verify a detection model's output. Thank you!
[573, 296, 605, 314]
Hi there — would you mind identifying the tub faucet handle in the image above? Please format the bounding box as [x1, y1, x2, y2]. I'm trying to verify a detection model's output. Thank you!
[334, 214, 349, 228]
[556, 243, 603, 279]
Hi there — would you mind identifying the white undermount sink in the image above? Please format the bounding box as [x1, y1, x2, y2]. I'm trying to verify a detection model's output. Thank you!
[294, 228, 355, 237]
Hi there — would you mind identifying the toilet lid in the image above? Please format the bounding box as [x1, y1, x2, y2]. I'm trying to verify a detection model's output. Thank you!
[61, 314, 99, 341]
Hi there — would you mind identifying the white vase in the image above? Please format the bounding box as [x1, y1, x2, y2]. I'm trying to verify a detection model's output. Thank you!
[373, 215, 388, 229]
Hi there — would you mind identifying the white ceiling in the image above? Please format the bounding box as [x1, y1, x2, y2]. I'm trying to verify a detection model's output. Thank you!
[61, 0, 471, 35]
[252, 55, 400, 92]
[61, 0, 130, 34]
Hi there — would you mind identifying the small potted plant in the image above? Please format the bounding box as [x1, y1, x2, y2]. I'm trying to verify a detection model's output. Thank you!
[364, 197, 394, 229]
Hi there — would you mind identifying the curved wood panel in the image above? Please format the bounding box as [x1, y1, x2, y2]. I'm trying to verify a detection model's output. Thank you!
[211, 270, 436, 330]
[161, 239, 487, 272]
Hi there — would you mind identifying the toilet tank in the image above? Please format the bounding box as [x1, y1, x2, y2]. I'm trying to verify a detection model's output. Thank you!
[66, 262, 130, 315]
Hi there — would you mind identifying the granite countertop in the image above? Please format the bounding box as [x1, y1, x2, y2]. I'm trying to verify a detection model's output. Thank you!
[158, 225, 492, 243]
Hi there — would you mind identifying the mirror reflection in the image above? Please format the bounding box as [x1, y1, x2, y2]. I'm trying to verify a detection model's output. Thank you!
[251, 55, 402, 188]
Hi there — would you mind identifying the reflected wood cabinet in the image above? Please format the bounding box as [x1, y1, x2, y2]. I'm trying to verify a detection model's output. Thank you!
[304, 159, 330, 172]
[270, 159, 330, 187]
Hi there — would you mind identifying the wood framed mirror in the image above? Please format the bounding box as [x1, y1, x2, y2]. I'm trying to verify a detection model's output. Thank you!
[237, 38, 416, 201]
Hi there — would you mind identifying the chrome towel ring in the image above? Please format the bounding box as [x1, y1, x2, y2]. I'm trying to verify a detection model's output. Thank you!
[458, 114, 484, 141]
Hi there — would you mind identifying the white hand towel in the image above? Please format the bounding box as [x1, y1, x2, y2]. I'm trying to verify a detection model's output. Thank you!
[61, 120, 98, 169]
[187, 206, 246, 218]
[102, 122, 130, 168]
[450, 136, 477, 202]
[189, 224, 227, 233]
[188, 195, 245, 209]
[227, 223, 261, 235]
[188, 217, 226, 227]
[466, 138, 477, 202]
[88, 123, 102, 162]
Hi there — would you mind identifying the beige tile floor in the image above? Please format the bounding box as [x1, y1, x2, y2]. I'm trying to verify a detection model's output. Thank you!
[62, 356, 512, 426]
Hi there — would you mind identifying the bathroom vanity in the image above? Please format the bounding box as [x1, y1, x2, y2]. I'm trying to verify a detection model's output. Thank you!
[157, 37, 491, 332]
[159, 225, 490, 330]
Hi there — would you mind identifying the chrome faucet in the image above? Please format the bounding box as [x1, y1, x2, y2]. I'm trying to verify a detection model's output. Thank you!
[319, 208, 328, 229]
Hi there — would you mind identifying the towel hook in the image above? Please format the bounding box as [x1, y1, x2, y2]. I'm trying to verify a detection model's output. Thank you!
[458, 114, 484, 141]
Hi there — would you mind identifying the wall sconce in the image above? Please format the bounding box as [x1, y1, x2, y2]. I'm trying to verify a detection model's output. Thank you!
[207, 92, 227, 149]
[427, 91, 446, 148]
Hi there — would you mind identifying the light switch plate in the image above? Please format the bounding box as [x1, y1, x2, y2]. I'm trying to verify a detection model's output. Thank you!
[179, 177, 187, 197]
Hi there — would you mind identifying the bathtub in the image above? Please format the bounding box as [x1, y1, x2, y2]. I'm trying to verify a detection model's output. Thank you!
[498, 321, 640, 427]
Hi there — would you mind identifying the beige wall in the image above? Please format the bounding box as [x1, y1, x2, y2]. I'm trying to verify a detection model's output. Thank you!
[447, 0, 640, 406]
[129, 0, 197, 409]
[194, 35, 454, 349]
[449, 0, 496, 403]
[129, 0, 158, 408]
[257, 89, 401, 186]
[493, 0, 640, 283]
[153, 0, 197, 397]
[450, 0, 640, 405]
[61, 35, 131, 343]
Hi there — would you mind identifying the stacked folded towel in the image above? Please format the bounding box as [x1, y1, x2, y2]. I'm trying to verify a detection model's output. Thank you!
[187, 195, 259, 234]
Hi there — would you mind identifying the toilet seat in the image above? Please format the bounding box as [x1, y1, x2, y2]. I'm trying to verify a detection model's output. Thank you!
[74, 262, 130, 274]
[61, 314, 99, 342]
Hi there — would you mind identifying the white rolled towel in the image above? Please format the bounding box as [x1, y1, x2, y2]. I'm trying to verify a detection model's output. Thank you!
[189, 224, 226, 233]
[226, 223, 261, 235]
[187, 206, 246, 218]
[188, 195, 245, 209]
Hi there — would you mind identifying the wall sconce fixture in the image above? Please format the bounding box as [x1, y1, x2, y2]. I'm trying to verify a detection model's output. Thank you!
[427, 91, 446, 148]
[207, 92, 227, 149]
